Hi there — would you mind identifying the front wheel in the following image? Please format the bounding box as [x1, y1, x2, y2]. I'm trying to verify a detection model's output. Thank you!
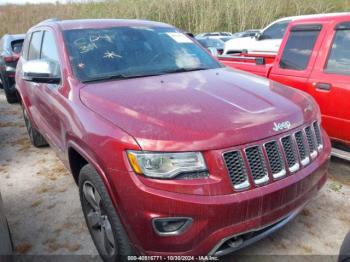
[339, 231, 350, 262]
[79, 164, 134, 261]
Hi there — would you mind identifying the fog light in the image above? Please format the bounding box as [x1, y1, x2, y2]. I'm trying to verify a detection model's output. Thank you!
[152, 217, 192, 236]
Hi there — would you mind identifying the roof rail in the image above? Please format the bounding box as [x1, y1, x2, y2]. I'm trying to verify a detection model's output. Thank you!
[37, 18, 60, 25]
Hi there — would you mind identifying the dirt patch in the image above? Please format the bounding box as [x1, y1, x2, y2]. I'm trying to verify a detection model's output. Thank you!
[31, 200, 43, 208]
[10, 137, 31, 152]
[15, 242, 32, 254]
[0, 165, 9, 173]
[36, 163, 70, 181]
[0, 121, 17, 128]
[43, 238, 81, 253]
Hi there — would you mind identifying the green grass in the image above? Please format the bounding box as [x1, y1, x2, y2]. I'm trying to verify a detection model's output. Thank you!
[1, 0, 350, 36]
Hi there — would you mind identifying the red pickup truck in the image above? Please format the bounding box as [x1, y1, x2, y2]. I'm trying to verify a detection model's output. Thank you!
[16, 19, 330, 259]
[220, 13, 350, 156]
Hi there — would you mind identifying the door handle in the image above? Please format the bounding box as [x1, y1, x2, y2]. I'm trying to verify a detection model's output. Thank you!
[315, 82, 332, 91]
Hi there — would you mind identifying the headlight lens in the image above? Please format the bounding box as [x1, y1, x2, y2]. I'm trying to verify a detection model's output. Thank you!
[127, 151, 207, 179]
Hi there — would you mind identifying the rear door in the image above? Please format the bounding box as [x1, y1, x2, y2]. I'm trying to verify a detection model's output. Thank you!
[23, 30, 44, 127]
[308, 21, 350, 145]
[32, 29, 66, 153]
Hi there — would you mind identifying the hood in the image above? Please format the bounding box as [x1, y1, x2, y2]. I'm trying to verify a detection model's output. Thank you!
[80, 68, 317, 151]
[224, 37, 282, 54]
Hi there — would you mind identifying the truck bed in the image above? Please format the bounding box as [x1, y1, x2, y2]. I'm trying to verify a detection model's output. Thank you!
[218, 53, 276, 77]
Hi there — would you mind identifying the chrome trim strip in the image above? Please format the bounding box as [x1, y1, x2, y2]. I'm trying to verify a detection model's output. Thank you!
[233, 180, 250, 191]
[332, 148, 350, 161]
[289, 162, 300, 173]
[300, 156, 310, 166]
[310, 150, 318, 159]
[273, 169, 286, 179]
[254, 174, 269, 185]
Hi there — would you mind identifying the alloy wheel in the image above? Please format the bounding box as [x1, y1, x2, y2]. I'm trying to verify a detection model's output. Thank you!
[82, 181, 116, 257]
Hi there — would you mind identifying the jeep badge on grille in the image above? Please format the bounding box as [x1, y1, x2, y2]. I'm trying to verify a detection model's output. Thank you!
[273, 121, 291, 132]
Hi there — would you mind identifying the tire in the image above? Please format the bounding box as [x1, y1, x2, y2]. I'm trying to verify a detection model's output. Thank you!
[339, 231, 350, 262]
[79, 164, 134, 262]
[4, 88, 18, 104]
[6, 219, 14, 253]
[22, 106, 48, 147]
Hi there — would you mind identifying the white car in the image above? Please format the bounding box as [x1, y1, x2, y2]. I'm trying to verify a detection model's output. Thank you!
[195, 32, 233, 41]
[224, 13, 348, 55]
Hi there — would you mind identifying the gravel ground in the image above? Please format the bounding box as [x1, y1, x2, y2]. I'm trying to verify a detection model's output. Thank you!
[0, 89, 349, 260]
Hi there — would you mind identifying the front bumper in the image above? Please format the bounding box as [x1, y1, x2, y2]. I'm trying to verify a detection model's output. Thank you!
[209, 199, 308, 256]
[108, 135, 330, 256]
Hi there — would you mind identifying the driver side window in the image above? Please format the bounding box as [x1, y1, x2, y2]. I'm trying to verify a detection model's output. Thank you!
[28, 31, 43, 60]
[41, 31, 60, 64]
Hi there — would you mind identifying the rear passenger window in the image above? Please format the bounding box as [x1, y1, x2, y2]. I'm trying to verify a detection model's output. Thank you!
[41, 31, 59, 63]
[326, 27, 350, 75]
[279, 25, 321, 70]
[28, 31, 42, 60]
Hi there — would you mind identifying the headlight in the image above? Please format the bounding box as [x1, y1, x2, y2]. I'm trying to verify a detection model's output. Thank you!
[127, 151, 207, 179]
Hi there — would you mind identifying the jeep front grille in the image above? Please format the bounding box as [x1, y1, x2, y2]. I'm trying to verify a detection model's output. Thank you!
[223, 121, 323, 191]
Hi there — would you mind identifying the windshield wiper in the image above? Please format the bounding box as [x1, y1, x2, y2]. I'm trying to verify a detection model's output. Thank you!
[82, 72, 166, 83]
[163, 67, 210, 74]
[82, 67, 210, 83]
[82, 74, 129, 83]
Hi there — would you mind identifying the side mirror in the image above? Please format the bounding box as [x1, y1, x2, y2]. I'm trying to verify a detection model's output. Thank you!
[208, 47, 219, 57]
[22, 59, 61, 84]
[185, 32, 194, 38]
[255, 32, 263, 41]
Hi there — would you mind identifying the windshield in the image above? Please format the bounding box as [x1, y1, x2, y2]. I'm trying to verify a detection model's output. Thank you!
[63, 26, 222, 82]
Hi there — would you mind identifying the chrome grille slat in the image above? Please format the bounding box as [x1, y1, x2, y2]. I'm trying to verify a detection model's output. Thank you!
[281, 136, 299, 172]
[294, 131, 310, 166]
[245, 146, 268, 185]
[313, 121, 323, 150]
[223, 151, 250, 190]
[264, 141, 285, 179]
[305, 125, 317, 159]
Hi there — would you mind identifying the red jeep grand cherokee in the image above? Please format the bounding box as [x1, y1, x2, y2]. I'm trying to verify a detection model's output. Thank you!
[16, 19, 330, 260]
